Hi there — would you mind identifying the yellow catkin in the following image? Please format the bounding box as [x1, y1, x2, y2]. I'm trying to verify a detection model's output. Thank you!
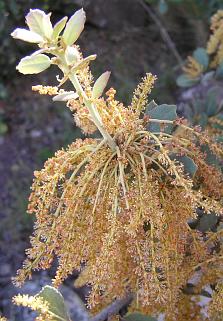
[182, 56, 203, 79]
[130, 73, 157, 112]
[209, 283, 223, 321]
[32, 85, 59, 96]
[207, 10, 223, 67]
[13, 294, 53, 321]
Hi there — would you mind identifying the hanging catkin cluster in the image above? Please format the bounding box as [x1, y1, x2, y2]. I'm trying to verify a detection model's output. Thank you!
[11, 8, 223, 320]
[182, 9, 223, 79]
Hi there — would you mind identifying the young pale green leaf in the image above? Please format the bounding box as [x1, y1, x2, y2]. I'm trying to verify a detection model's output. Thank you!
[11, 28, 43, 43]
[124, 312, 157, 321]
[62, 8, 86, 45]
[176, 74, 199, 88]
[193, 48, 209, 70]
[52, 16, 68, 40]
[65, 46, 80, 65]
[171, 155, 198, 177]
[92, 71, 111, 99]
[36, 285, 70, 321]
[72, 54, 97, 72]
[16, 54, 51, 74]
[26, 9, 53, 39]
[146, 104, 177, 134]
[53, 91, 79, 101]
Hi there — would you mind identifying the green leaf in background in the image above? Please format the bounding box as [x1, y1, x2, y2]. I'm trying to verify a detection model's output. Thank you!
[193, 48, 209, 70]
[36, 285, 70, 321]
[198, 113, 208, 128]
[0, 83, 8, 99]
[146, 104, 177, 134]
[215, 62, 223, 79]
[216, 135, 223, 143]
[206, 89, 219, 117]
[196, 213, 219, 232]
[16, 54, 51, 74]
[145, 100, 158, 112]
[125, 312, 157, 321]
[200, 144, 222, 169]
[0, 121, 8, 135]
[158, 0, 168, 14]
[171, 155, 197, 177]
[212, 114, 223, 130]
[176, 74, 199, 88]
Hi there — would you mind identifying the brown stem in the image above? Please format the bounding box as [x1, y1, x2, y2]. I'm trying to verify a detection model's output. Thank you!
[138, 0, 183, 66]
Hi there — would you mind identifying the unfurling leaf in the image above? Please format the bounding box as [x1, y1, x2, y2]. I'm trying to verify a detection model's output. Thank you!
[36, 286, 70, 321]
[146, 104, 177, 134]
[11, 28, 43, 43]
[62, 8, 86, 45]
[92, 71, 111, 98]
[53, 91, 78, 101]
[176, 74, 199, 88]
[65, 46, 80, 65]
[26, 9, 53, 39]
[16, 54, 51, 74]
[52, 16, 68, 40]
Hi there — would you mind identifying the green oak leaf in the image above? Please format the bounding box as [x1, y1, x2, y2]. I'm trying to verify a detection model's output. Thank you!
[146, 104, 177, 134]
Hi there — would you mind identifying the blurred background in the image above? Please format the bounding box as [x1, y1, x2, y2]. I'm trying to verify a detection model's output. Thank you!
[0, 0, 223, 319]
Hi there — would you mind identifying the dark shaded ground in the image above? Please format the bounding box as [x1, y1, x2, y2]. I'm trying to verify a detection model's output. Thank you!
[0, 0, 210, 319]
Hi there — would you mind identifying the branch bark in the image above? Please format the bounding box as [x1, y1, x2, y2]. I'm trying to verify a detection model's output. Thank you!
[138, 0, 183, 66]
[90, 294, 134, 321]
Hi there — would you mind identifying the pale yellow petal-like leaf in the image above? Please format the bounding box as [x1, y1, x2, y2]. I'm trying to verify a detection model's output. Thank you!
[26, 9, 53, 39]
[92, 71, 111, 98]
[16, 54, 51, 74]
[52, 16, 68, 40]
[62, 8, 86, 45]
[53, 91, 78, 101]
[11, 28, 43, 43]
